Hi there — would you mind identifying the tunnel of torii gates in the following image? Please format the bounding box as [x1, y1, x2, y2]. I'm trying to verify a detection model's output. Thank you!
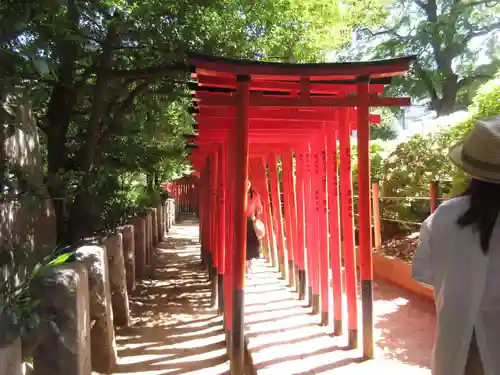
[168, 53, 417, 375]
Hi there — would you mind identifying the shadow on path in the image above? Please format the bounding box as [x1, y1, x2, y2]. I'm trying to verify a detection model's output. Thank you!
[102, 217, 230, 375]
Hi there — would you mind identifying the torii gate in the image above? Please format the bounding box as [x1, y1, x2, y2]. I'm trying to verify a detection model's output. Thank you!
[187, 54, 415, 375]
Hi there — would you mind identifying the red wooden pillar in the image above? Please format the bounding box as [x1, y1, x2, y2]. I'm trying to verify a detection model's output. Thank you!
[326, 125, 343, 336]
[295, 148, 307, 299]
[304, 145, 317, 307]
[339, 108, 358, 349]
[309, 146, 321, 313]
[210, 152, 219, 308]
[224, 139, 234, 351]
[312, 148, 324, 316]
[269, 153, 286, 280]
[230, 75, 250, 375]
[218, 144, 226, 314]
[318, 144, 330, 325]
[261, 160, 277, 267]
[357, 77, 374, 358]
[282, 150, 296, 288]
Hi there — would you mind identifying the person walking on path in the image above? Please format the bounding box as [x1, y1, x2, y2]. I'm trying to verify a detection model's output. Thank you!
[413, 115, 500, 375]
[246, 180, 264, 277]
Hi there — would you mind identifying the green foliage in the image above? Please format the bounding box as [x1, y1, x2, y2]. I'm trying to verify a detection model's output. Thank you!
[375, 73, 500, 233]
[1, 0, 389, 242]
[352, 0, 500, 115]
[0, 246, 74, 348]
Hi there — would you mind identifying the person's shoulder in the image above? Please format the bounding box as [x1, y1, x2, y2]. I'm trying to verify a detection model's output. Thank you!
[434, 196, 469, 215]
[429, 196, 469, 228]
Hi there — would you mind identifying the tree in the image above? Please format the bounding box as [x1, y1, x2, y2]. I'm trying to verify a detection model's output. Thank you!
[351, 0, 500, 116]
[1, 0, 387, 243]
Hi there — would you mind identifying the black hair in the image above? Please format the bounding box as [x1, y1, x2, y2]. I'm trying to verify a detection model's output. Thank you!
[248, 185, 255, 199]
[457, 178, 500, 254]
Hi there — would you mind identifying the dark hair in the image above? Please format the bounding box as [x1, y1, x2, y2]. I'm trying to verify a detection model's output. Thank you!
[248, 185, 255, 199]
[457, 178, 500, 254]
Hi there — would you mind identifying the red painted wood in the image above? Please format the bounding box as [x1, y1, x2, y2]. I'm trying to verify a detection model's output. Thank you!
[339, 109, 358, 344]
[317, 143, 330, 320]
[268, 154, 286, 265]
[189, 54, 415, 79]
[326, 126, 343, 333]
[295, 149, 306, 271]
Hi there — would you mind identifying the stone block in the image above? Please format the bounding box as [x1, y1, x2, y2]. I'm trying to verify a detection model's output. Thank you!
[0, 339, 22, 375]
[104, 233, 130, 327]
[157, 204, 164, 242]
[145, 211, 153, 266]
[31, 263, 91, 375]
[119, 225, 135, 293]
[151, 208, 158, 247]
[129, 216, 146, 279]
[75, 245, 117, 374]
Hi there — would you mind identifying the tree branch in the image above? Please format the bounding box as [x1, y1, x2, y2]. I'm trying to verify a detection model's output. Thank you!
[413, 61, 439, 103]
[457, 70, 496, 89]
[463, 21, 500, 44]
[107, 62, 189, 80]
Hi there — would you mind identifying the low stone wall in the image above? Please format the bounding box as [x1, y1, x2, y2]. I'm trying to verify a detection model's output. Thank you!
[104, 232, 130, 327]
[0, 339, 22, 375]
[5, 200, 176, 375]
[31, 263, 91, 375]
[75, 245, 117, 374]
[129, 215, 146, 279]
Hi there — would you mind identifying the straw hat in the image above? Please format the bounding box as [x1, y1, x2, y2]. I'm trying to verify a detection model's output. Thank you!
[449, 115, 500, 184]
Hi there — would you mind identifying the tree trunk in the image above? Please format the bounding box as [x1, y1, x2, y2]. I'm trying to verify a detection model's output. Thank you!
[434, 74, 459, 116]
[65, 21, 118, 243]
[44, 1, 80, 242]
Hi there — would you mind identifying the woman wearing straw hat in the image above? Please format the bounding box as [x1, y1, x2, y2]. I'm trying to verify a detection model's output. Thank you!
[413, 115, 500, 375]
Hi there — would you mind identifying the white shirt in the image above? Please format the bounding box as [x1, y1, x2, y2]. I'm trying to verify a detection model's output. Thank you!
[412, 196, 500, 375]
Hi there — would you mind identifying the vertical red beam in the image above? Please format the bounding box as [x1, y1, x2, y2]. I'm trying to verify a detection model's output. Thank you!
[282, 150, 296, 288]
[288, 151, 300, 292]
[309, 146, 321, 313]
[269, 153, 286, 279]
[224, 139, 234, 348]
[231, 75, 250, 375]
[211, 152, 219, 308]
[218, 144, 226, 314]
[357, 77, 374, 359]
[318, 142, 329, 326]
[261, 158, 277, 268]
[430, 181, 438, 213]
[295, 148, 307, 300]
[199, 173, 206, 267]
[252, 160, 272, 263]
[304, 145, 317, 307]
[339, 108, 358, 349]
[326, 124, 343, 336]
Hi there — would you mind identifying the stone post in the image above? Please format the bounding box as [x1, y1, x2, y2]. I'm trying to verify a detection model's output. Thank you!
[129, 215, 146, 279]
[104, 232, 130, 327]
[151, 208, 158, 247]
[157, 203, 164, 242]
[31, 263, 91, 375]
[119, 225, 135, 293]
[0, 339, 22, 375]
[75, 245, 117, 374]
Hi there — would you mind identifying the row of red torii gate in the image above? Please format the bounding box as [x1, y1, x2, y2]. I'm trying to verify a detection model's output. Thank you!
[168, 54, 417, 375]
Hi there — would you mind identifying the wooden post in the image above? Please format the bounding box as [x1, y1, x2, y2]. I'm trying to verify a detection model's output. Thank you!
[339, 108, 358, 349]
[430, 181, 438, 213]
[372, 183, 382, 250]
[230, 75, 250, 375]
[357, 77, 374, 359]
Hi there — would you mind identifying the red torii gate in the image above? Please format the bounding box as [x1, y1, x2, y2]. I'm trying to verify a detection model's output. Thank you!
[187, 54, 415, 375]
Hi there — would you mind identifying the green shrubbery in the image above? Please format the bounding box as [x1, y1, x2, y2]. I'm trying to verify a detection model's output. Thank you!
[371, 73, 500, 236]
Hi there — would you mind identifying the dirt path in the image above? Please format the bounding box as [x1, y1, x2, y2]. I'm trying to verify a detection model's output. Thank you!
[245, 259, 435, 374]
[103, 218, 229, 375]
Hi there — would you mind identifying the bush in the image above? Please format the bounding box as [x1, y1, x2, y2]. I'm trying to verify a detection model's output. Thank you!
[377, 73, 500, 235]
